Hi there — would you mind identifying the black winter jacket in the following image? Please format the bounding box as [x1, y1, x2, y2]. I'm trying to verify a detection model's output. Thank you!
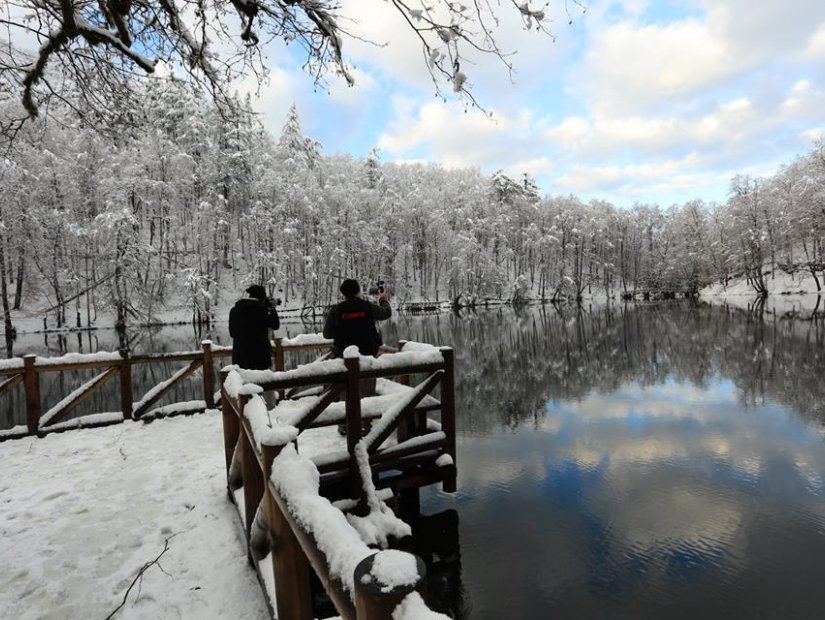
[229, 297, 280, 370]
[322, 297, 391, 357]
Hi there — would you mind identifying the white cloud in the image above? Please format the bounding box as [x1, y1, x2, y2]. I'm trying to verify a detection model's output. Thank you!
[378, 101, 540, 169]
[575, 18, 738, 115]
[805, 23, 825, 59]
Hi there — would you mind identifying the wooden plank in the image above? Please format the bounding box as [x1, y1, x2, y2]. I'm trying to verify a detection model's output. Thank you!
[133, 359, 202, 418]
[254, 371, 349, 393]
[371, 432, 447, 464]
[294, 384, 345, 432]
[31, 359, 129, 372]
[358, 361, 445, 379]
[39, 366, 119, 427]
[366, 371, 444, 454]
[129, 351, 203, 364]
[0, 372, 23, 396]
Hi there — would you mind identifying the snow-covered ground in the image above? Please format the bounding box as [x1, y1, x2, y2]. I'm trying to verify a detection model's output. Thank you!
[0, 411, 270, 620]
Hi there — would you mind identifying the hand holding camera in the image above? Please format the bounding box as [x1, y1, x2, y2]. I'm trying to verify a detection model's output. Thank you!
[368, 280, 390, 302]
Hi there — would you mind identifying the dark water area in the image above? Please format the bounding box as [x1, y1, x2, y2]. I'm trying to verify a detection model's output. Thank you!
[407, 303, 825, 620]
[4, 303, 825, 619]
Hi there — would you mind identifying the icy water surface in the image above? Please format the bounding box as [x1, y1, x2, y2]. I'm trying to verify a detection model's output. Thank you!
[4, 302, 825, 619]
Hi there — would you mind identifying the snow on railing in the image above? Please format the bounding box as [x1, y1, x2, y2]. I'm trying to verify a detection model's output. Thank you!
[280, 333, 333, 347]
[272, 443, 373, 596]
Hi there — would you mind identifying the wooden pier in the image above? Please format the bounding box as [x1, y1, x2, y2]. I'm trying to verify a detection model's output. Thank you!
[0, 336, 459, 618]
[220, 339, 457, 619]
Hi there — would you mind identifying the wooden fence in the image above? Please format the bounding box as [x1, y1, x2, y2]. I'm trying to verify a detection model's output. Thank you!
[0, 336, 332, 441]
[220, 343, 456, 618]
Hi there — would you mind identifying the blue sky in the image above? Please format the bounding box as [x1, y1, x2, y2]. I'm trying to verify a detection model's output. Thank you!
[245, 0, 825, 207]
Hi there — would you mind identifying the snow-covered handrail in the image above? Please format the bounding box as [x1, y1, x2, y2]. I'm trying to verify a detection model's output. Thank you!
[217, 339, 458, 618]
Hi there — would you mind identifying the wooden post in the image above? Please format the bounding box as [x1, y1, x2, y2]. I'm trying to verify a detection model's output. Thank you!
[354, 552, 427, 619]
[345, 356, 364, 499]
[441, 348, 457, 493]
[119, 348, 132, 420]
[220, 370, 239, 477]
[23, 354, 40, 434]
[344, 356, 362, 456]
[273, 337, 285, 372]
[240, 410, 264, 545]
[262, 443, 313, 620]
[202, 340, 215, 409]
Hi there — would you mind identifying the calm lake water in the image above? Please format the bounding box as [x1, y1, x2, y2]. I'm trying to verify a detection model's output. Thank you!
[4, 302, 825, 618]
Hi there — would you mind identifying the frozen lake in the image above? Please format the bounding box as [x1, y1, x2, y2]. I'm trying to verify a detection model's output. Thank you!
[4, 301, 825, 618]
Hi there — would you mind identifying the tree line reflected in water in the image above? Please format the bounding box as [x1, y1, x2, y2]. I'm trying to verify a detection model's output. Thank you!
[384, 301, 825, 435]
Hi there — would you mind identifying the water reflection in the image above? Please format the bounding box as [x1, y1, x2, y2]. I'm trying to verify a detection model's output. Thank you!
[414, 303, 825, 619]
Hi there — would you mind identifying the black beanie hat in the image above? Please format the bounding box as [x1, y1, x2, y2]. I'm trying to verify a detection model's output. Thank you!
[340, 279, 360, 297]
[246, 285, 266, 301]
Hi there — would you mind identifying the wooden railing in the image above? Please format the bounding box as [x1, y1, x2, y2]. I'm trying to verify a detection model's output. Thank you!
[220, 343, 456, 618]
[0, 335, 335, 440]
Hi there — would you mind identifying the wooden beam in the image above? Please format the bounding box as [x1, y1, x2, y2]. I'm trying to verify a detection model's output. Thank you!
[294, 383, 345, 432]
[0, 372, 23, 397]
[39, 365, 119, 427]
[133, 359, 202, 418]
[366, 371, 444, 454]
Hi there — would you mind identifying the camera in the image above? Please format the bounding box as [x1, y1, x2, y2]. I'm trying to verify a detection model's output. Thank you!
[368, 280, 385, 295]
[265, 296, 282, 308]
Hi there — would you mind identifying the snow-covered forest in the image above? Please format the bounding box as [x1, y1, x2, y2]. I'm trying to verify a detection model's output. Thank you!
[1, 79, 824, 333]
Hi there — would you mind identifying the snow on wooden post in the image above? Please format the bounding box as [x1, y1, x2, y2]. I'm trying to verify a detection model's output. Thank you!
[119, 349, 132, 420]
[23, 355, 41, 434]
[441, 348, 457, 493]
[201, 341, 215, 409]
[261, 442, 313, 620]
[354, 550, 427, 619]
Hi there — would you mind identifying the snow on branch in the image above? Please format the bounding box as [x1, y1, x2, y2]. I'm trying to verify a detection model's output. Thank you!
[3, 0, 584, 127]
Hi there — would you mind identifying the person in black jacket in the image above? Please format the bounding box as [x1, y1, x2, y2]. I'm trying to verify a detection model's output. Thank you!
[323, 279, 391, 357]
[229, 285, 280, 370]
